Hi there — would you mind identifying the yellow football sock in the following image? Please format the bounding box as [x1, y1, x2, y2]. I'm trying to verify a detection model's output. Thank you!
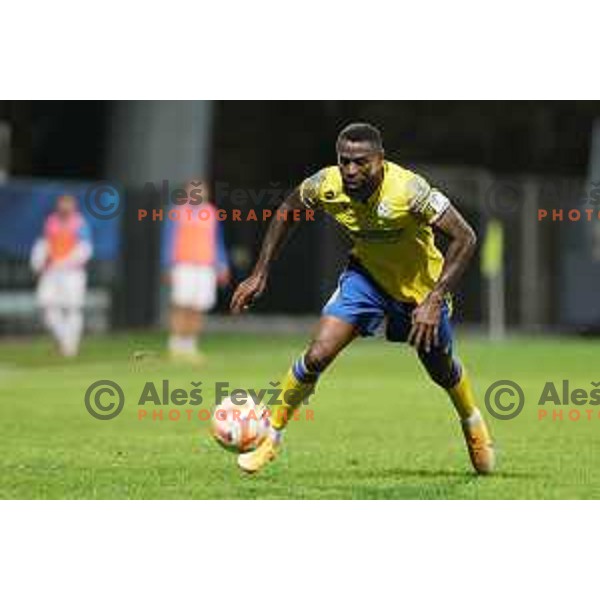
[270, 367, 316, 430]
[447, 369, 477, 420]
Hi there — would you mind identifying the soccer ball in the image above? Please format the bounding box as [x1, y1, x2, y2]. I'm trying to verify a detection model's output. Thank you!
[211, 395, 268, 453]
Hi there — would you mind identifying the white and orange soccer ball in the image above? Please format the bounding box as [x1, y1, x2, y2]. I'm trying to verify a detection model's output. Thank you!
[211, 395, 269, 453]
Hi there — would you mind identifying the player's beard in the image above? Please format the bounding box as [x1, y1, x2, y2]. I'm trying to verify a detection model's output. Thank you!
[344, 171, 383, 202]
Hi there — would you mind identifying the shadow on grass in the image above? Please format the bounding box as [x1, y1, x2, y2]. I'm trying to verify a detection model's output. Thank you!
[367, 467, 540, 480]
[279, 466, 543, 499]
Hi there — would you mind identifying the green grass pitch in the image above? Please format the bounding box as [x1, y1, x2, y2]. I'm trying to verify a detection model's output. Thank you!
[1, 330, 599, 499]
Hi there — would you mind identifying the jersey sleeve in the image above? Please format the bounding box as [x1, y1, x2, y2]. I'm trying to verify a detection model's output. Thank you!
[161, 218, 176, 268]
[298, 169, 327, 210]
[407, 174, 451, 224]
[215, 221, 229, 273]
[78, 218, 93, 261]
[78, 218, 92, 243]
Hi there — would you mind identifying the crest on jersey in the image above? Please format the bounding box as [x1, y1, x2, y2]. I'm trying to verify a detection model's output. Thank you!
[377, 198, 393, 219]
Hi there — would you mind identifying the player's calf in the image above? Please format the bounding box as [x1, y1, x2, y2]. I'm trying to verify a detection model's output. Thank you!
[419, 350, 495, 474]
[237, 317, 356, 474]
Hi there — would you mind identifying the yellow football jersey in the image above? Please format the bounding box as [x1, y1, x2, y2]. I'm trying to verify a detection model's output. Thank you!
[299, 161, 451, 304]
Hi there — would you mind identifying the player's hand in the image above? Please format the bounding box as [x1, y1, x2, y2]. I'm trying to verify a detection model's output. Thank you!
[408, 291, 444, 353]
[230, 270, 268, 314]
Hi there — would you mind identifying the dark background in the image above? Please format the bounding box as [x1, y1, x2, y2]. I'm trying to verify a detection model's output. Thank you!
[1, 100, 599, 331]
[2, 100, 596, 178]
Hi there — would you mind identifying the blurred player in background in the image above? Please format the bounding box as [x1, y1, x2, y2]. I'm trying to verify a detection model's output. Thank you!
[163, 181, 230, 363]
[231, 123, 495, 475]
[30, 194, 92, 357]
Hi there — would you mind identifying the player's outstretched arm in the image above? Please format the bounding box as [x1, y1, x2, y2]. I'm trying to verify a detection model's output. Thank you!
[408, 205, 477, 352]
[230, 187, 305, 314]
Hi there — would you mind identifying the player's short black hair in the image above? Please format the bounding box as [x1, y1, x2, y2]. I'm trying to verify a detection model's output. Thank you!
[337, 122, 383, 151]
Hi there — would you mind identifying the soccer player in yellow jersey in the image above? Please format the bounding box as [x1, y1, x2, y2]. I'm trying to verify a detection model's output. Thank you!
[231, 122, 495, 475]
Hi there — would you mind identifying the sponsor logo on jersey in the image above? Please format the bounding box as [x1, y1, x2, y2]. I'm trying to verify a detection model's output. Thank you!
[349, 229, 404, 243]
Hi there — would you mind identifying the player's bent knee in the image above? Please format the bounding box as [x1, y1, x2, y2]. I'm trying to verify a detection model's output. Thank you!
[419, 351, 462, 389]
[304, 341, 338, 373]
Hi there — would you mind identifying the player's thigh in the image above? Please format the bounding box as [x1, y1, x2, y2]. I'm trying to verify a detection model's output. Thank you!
[36, 272, 57, 307]
[171, 264, 216, 310]
[171, 264, 193, 307]
[63, 271, 87, 308]
[37, 271, 77, 307]
[322, 268, 385, 337]
[193, 267, 217, 311]
[304, 315, 359, 371]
